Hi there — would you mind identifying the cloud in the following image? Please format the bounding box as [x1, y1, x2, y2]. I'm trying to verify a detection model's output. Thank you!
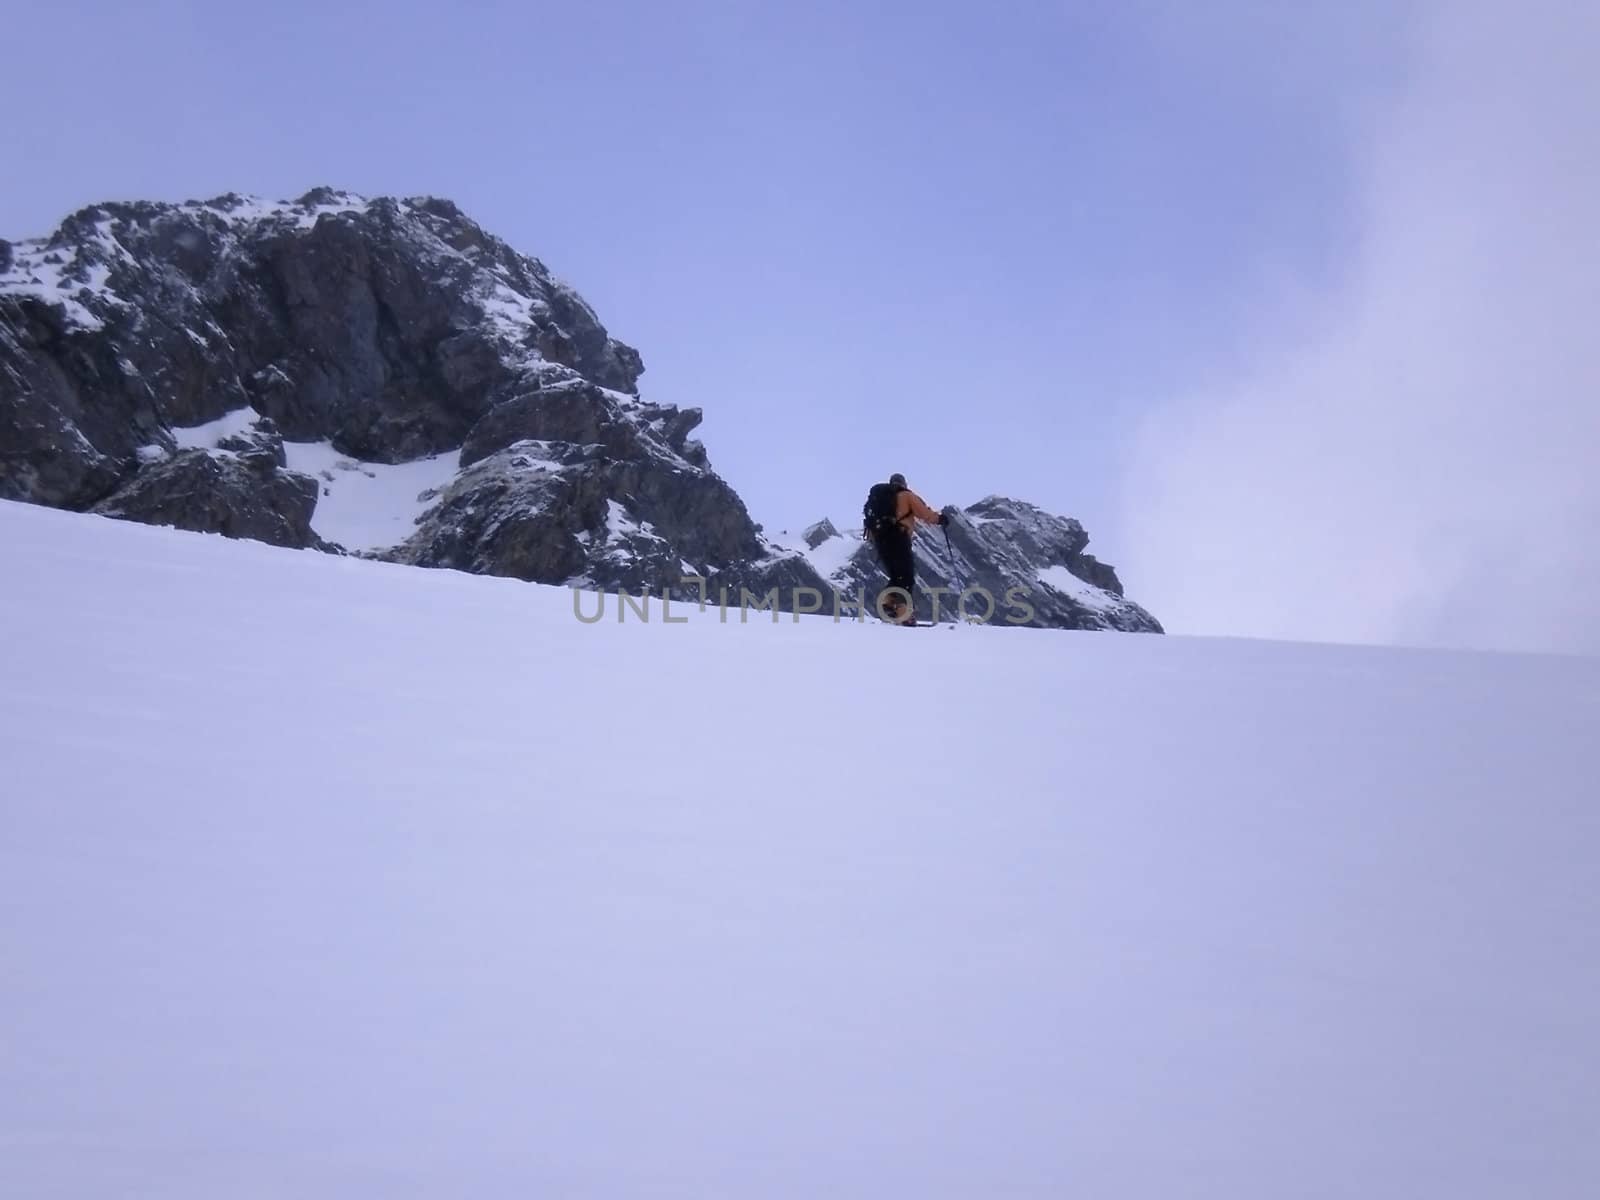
[1120, 0, 1600, 654]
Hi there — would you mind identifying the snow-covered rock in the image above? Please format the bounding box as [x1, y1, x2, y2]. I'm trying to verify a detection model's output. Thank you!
[92, 446, 324, 550]
[789, 495, 1162, 631]
[0, 189, 821, 603]
[0, 190, 642, 494]
[1, 190, 1157, 629]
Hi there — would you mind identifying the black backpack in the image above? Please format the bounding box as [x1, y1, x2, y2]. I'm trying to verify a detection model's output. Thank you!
[862, 481, 905, 539]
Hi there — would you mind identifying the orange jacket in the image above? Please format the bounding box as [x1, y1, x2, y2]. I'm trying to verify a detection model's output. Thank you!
[893, 488, 942, 535]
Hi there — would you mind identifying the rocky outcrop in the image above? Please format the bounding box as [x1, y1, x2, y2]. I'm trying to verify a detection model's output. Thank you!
[1, 189, 1156, 632]
[93, 447, 323, 550]
[0, 190, 643, 504]
[390, 422, 787, 601]
[802, 518, 838, 550]
[0, 300, 169, 509]
[787, 496, 1163, 632]
[393, 443, 607, 584]
[0, 189, 828, 606]
[213, 414, 288, 469]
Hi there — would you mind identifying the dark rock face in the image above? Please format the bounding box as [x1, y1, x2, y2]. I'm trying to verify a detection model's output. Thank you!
[216, 416, 289, 471]
[795, 496, 1163, 632]
[0, 188, 826, 605]
[459, 374, 625, 468]
[394, 445, 604, 584]
[389, 431, 808, 604]
[0, 190, 644, 507]
[2, 189, 1156, 632]
[0, 303, 170, 508]
[93, 447, 323, 550]
[803, 518, 838, 550]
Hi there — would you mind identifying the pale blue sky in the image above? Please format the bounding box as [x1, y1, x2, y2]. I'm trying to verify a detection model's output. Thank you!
[7, 1, 1595, 652]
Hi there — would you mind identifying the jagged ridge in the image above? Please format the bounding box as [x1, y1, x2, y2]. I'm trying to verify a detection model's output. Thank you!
[771, 496, 1162, 632]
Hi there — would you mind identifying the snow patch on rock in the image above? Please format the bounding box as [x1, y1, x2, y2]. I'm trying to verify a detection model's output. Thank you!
[282, 441, 461, 553]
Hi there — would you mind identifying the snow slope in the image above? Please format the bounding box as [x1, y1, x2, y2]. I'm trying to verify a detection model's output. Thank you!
[278, 441, 458, 552]
[3, 498, 1598, 1199]
[165, 407, 459, 552]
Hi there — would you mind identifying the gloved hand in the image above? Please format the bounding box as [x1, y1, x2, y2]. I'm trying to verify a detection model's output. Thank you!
[938, 509, 953, 526]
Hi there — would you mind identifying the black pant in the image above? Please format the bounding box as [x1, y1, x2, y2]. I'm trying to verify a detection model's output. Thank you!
[874, 527, 915, 614]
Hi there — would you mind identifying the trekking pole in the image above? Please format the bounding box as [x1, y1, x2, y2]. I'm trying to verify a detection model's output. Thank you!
[943, 524, 964, 593]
